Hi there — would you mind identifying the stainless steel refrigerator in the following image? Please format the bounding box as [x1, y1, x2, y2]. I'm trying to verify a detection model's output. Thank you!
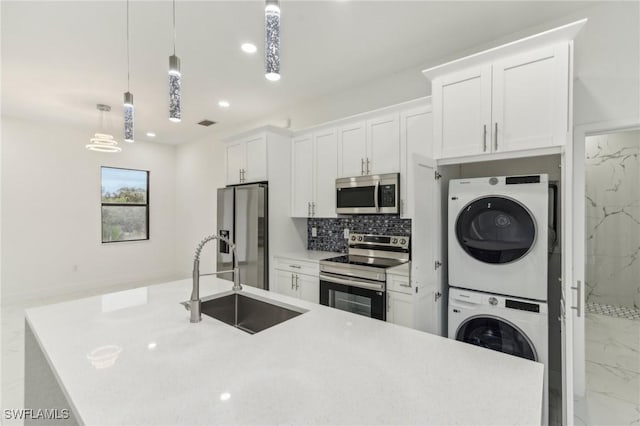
[217, 184, 268, 290]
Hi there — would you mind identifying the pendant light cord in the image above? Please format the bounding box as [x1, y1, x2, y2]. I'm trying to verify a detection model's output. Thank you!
[172, 0, 176, 55]
[126, 0, 130, 91]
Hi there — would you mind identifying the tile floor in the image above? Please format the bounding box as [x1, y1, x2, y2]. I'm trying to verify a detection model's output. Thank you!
[575, 313, 640, 426]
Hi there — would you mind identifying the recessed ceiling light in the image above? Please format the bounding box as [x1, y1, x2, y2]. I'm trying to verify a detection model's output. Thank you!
[146, 132, 156, 137]
[218, 100, 230, 108]
[241, 43, 257, 54]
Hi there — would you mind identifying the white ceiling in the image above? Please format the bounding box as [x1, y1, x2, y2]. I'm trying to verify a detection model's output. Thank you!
[1, 1, 596, 145]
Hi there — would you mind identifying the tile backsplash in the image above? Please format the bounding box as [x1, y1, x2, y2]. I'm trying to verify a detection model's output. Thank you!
[307, 215, 411, 253]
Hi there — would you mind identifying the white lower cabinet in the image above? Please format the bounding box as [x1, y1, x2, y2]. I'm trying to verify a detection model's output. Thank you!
[386, 271, 438, 334]
[387, 291, 414, 328]
[273, 257, 321, 304]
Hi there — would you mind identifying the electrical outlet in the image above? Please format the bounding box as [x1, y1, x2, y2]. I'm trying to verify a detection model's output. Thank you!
[311, 227, 317, 237]
[343, 228, 349, 239]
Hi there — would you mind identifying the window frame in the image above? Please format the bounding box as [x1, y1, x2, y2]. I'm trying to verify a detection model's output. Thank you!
[100, 166, 150, 244]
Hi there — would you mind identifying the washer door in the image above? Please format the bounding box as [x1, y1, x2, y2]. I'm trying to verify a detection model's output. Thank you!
[456, 316, 537, 361]
[456, 196, 536, 264]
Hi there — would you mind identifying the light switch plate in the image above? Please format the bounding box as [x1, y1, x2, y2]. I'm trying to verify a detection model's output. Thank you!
[343, 228, 349, 239]
[311, 227, 317, 237]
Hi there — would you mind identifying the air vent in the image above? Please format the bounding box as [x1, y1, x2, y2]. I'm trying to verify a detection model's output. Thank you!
[197, 119, 217, 127]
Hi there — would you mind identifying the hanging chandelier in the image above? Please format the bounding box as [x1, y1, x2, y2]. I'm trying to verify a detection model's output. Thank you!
[168, 0, 181, 122]
[123, 0, 134, 142]
[265, 0, 280, 82]
[86, 104, 122, 153]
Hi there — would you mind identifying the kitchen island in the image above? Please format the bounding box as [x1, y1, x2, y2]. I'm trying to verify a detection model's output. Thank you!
[25, 277, 544, 425]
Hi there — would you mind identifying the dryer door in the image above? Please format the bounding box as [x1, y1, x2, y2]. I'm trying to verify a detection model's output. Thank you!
[456, 316, 537, 361]
[455, 196, 536, 264]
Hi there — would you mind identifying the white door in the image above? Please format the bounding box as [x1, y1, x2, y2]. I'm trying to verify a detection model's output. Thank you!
[226, 141, 245, 185]
[297, 274, 320, 304]
[291, 134, 313, 217]
[337, 121, 367, 177]
[244, 135, 268, 182]
[410, 153, 443, 336]
[400, 105, 433, 218]
[387, 291, 414, 328]
[492, 43, 570, 152]
[367, 113, 400, 175]
[274, 270, 298, 299]
[313, 128, 338, 218]
[432, 64, 492, 159]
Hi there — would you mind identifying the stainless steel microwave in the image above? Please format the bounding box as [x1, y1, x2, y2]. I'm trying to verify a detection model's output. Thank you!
[336, 173, 400, 214]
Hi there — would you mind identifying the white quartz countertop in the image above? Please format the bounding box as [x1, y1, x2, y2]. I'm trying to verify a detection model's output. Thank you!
[274, 250, 341, 262]
[26, 277, 543, 425]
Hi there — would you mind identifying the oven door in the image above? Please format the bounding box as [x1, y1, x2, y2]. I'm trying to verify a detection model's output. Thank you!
[319, 273, 386, 320]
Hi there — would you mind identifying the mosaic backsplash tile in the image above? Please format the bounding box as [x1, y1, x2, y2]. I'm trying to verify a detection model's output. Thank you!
[307, 215, 411, 253]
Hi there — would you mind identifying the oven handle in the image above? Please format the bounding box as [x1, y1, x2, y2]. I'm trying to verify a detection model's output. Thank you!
[319, 273, 385, 292]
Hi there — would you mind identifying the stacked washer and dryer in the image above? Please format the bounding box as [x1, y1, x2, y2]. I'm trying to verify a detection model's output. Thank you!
[447, 175, 551, 425]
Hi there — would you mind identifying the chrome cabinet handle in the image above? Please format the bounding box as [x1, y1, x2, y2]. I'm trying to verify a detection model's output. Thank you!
[295, 274, 299, 290]
[289, 264, 301, 269]
[307, 202, 311, 217]
[571, 280, 582, 317]
[399, 280, 411, 288]
[312, 202, 316, 217]
[361, 158, 365, 175]
[494, 123, 498, 151]
[366, 157, 370, 175]
[483, 125, 487, 152]
[239, 169, 242, 182]
[291, 274, 294, 290]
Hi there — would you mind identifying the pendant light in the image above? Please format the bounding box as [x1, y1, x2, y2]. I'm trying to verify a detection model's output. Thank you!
[265, 0, 280, 81]
[86, 104, 122, 153]
[168, 0, 181, 122]
[123, 0, 134, 143]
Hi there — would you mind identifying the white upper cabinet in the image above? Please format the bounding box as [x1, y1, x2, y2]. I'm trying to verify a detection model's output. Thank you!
[491, 44, 569, 152]
[427, 41, 572, 161]
[337, 114, 400, 178]
[225, 134, 268, 185]
[291, 127, 338, 218]
[433, 65, 492, 158]
[400, 105, 433, 218]
[337, 121, 367, 177]
[313, 129, 338, 218]
[367, 113, 400, 175]
[291, 134, 314, 217]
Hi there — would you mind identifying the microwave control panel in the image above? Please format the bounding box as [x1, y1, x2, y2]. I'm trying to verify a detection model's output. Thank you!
[380, 184, 396, 207]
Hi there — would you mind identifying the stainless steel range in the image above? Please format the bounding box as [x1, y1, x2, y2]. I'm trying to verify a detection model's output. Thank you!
[319, 233, 410, 321]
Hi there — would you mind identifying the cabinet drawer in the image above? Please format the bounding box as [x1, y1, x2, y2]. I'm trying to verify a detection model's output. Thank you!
[387, 274, 412, 295]
[274, 258, 319, 276]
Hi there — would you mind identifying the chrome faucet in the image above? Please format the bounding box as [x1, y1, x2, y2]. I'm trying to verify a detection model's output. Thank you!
[190, 234, 242, 323]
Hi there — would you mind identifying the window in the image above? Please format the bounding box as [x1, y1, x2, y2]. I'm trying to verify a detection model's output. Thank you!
[101, 167, 149, 243]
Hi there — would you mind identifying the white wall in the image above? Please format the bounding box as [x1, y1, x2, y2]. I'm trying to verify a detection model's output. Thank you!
[174, 133, 226, 278]
[1, 116, 179, 302]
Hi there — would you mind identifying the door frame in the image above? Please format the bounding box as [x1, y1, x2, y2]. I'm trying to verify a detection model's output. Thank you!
[563, 118, 640, 425]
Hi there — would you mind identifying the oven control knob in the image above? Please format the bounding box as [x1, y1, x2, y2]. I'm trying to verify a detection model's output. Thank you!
[358, 236, 363, 241]
[392, 238, 398, 244]
[351, 236, 356, 241]
[400, 238, 406, 245]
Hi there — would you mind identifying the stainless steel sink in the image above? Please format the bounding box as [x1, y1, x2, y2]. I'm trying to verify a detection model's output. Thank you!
[191, 292, 306, 334]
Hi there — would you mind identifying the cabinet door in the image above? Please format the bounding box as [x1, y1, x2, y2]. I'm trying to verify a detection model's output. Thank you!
[400, 106, 433, 218]
[244, 135, 268, 182]
[274, 270, 298, 299]
[291, 134, 313, 217]
[226, 141, 245, 185]
[297, 273, 320, 304]
[387, 291, 414, 328]
[313, 128, 338, 218]
[492, 44, 569, 152]
[367, 113, 400, 175]
[337, 121, 367, 178]
[432, 64, 492, 159]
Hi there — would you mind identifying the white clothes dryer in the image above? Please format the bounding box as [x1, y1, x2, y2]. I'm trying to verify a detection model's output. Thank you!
[448, 287, 549, 425]
[448, 174, 549, 301]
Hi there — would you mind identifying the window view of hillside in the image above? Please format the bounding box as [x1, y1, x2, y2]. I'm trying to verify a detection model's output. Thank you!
[101, 167, 149, 242]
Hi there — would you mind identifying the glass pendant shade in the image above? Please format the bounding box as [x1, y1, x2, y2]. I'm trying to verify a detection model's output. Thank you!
[265, 0, 280, 81]
[123, 92, 134, 143]
[169, 54, 181, 122]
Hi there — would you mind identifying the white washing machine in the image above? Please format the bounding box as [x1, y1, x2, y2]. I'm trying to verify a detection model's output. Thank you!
[448, 174, 549, 301]
[448, 287, 549, 425]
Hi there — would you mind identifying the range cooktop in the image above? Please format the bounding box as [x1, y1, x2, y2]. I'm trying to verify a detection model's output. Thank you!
[322, 255, 406, 269]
